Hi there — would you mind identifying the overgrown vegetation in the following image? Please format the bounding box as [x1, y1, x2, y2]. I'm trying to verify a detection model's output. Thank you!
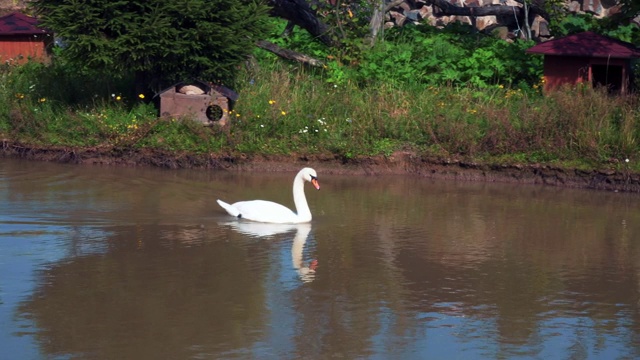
[230, 61, 639, 170]
[281, 23, 543, 88]
[0, 13, 639, 173]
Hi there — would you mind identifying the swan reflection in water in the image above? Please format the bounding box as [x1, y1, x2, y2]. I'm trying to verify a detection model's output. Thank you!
[220, 222, 318, 283]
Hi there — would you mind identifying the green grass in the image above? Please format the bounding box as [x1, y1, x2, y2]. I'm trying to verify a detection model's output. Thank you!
[0, 60, 639, 174]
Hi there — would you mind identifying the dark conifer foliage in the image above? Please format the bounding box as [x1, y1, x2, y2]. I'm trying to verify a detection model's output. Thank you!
[31, 0, 274, 90]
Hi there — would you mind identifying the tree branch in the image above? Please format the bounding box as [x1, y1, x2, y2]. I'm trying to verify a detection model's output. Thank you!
[426, 0, 550, 22]
[256, 40, 325, 67]
[429, 0, 519, 17]
[268, 0, 337, 47]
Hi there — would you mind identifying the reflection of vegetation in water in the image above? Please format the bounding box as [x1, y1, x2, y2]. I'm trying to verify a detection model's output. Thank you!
[18, 225, 269, 359]
[309, 176, 640, 356]
[6, 169, 640, 358]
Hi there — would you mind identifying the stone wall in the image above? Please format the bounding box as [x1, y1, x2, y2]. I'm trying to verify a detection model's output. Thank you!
[384, 0, 638, 40]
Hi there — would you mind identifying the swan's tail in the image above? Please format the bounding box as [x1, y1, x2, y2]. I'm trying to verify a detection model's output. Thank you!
[217, 199, 241, 218]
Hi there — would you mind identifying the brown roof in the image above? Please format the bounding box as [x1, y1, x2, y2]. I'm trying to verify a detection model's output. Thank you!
[526, 31, 640, 59]
[0, 12, 51, 35]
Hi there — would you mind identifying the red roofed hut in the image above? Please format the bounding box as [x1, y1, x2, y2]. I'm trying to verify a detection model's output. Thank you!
[0, 12, 53, 64]
[526, 32, 640, 94]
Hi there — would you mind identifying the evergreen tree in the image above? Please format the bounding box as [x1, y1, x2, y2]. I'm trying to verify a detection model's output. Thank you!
[31, 0, 273, 90]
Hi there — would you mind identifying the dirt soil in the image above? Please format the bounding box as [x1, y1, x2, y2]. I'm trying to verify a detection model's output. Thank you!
[2, 141, 640, 193]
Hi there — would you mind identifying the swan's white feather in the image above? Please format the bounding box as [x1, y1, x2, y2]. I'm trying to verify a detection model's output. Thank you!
[216, 199, 241, 217]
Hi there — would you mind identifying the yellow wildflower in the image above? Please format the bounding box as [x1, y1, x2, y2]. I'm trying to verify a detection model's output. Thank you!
[138, 94, 145, 99]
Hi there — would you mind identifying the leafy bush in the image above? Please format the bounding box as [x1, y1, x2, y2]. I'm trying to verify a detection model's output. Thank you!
[260, 19, 542, 90]
[552, 13, 640, 44]
[354, 24, 542, 88]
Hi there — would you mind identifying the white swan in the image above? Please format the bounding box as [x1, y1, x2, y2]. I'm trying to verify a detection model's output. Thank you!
[216, 167, 320, 223]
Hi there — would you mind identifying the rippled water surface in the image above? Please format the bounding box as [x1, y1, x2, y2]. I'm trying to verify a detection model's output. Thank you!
[1, 158, 640, 359]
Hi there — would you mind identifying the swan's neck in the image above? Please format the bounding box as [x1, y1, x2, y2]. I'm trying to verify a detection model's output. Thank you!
[293, 173, 311, 222]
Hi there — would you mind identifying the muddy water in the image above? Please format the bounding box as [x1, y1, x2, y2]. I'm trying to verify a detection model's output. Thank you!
[1, 158, 640, 359]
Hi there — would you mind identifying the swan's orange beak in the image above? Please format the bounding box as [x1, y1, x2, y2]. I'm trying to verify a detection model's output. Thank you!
[309, 259, 318, 270]
[311, 177, 320, 190]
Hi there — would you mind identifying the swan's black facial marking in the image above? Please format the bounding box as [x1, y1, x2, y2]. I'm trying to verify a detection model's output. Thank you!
[311, 175, 318, 180]
[238, 214, 242, 219]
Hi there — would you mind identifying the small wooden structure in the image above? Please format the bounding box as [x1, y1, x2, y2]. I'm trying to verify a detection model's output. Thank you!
[526, 31, 640, 94]
[0, 12, 53, 64]
[158, 81, 238, 126]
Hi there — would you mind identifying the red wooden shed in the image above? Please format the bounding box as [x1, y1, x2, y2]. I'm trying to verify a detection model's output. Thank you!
[0, 12, 53, 64]
[526, 31, 640, 94]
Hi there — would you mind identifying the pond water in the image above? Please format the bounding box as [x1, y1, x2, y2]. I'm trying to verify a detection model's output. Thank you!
[1, 158, 640, 359]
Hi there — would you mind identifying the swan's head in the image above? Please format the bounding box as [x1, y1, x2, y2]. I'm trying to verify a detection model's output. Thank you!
[301, 167, 320, 190]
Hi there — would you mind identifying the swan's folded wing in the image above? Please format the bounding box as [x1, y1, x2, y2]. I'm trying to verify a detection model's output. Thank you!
[233, 200, 298, 223]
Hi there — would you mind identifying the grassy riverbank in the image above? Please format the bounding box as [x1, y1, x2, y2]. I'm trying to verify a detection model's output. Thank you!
[0, 60, 639, 175]
[0, 64, 640, 172]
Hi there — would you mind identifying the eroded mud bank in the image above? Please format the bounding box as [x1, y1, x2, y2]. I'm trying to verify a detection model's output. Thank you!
[2, 142, 639, 193]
